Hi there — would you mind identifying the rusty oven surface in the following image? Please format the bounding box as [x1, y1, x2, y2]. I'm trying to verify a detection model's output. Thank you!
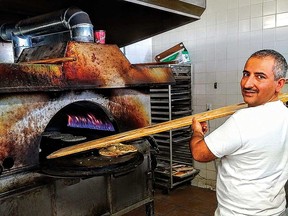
[0, 41, 175, 176]
[0, 41, 174, 92]
[0, 89, 151, 171]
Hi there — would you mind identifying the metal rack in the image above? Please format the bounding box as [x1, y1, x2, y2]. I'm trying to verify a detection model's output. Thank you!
[150, 64, 199, 192]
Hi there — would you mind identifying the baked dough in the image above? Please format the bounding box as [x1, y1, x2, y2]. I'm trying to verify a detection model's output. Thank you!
[99, 143, 137, 157]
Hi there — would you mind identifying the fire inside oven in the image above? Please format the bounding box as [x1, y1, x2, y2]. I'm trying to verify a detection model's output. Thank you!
[39, 101, 144, 177]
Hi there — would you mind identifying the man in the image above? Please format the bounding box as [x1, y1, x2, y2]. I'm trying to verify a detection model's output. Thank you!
[190, 49, 288, 216]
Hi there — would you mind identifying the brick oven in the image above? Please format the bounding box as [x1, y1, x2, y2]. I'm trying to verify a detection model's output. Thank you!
[0, 15, 175, 216]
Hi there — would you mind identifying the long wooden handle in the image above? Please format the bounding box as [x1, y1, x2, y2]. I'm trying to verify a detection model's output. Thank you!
[47, 93, 288, 159]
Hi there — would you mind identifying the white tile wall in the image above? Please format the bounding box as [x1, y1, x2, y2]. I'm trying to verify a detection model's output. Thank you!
[124, 0, 288, 189]
[121, 38, 152, 64]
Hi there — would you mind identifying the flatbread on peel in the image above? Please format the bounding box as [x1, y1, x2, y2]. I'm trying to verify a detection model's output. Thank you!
[99, 143, 137, 157]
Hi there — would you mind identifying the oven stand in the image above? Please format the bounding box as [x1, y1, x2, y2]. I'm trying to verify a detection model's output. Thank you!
[104, 175, 154, 216]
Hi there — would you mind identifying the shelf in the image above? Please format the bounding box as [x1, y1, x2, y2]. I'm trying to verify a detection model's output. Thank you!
[150, 64, 197, 191]
[154, 161, 199, 190]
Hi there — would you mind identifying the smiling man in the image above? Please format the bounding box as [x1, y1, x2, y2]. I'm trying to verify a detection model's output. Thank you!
[190, 50, 288, 216]
[241, 52, 285, 107]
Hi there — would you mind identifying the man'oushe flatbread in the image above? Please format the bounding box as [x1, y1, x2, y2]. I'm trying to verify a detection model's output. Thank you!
[61, 135, 87, 142]
[99, 143, 137, 157]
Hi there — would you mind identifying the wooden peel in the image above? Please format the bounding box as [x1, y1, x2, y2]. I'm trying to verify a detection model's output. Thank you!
[47, 93, 288, 159]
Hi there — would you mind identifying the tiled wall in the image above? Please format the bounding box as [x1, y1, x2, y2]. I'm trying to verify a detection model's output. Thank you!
[125, 0, 288, 190]
[122, 38, 153, 63]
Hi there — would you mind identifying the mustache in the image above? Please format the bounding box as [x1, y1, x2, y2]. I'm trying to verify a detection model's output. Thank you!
[242, 88, 258, 93]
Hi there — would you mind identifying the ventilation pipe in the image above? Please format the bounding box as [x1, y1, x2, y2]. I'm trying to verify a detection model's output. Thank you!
[0, 7, 94, 62]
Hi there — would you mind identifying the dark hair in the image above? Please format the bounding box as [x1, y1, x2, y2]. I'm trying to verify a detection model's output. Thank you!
[249, 49, 288, 80]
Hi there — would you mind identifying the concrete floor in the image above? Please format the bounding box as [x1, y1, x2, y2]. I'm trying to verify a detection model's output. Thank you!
[124, 185, 217, 216]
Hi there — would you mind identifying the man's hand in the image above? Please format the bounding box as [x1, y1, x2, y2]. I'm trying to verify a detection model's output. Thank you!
[192, 118, 208, 135]
[190, 118, 216, 162]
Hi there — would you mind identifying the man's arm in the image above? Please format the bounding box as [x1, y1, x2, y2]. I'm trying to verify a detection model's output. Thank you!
[190, 118, 217, 162]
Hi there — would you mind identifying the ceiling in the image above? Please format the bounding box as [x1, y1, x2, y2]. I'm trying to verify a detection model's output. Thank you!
[0, 0, 206, 47]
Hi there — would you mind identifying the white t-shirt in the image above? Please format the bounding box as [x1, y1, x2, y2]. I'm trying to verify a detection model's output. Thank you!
[205, 101, 288, 216]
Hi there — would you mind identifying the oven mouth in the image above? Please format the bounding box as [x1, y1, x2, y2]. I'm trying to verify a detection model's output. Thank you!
[39, 100, 144, 177]
[39, 101, 119, 161]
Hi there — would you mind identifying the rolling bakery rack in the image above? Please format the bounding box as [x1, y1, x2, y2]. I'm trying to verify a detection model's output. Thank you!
[150, 64, 199, 193]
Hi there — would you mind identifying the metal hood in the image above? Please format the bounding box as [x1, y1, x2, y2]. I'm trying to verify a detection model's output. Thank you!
[0, 0, 206, 47]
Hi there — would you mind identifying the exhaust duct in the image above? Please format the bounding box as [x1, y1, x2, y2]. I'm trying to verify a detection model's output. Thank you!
[0, 7, 94, 61]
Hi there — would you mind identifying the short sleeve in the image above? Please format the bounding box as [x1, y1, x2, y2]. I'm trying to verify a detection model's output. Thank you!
[204, 116, 242, 158]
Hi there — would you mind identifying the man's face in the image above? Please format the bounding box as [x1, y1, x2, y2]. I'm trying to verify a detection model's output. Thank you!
[241, 56, 284, 107]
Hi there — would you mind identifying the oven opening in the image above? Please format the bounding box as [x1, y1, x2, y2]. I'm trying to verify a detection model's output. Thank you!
[38, 101, 145, 177]
[39, 101, 119, 162]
